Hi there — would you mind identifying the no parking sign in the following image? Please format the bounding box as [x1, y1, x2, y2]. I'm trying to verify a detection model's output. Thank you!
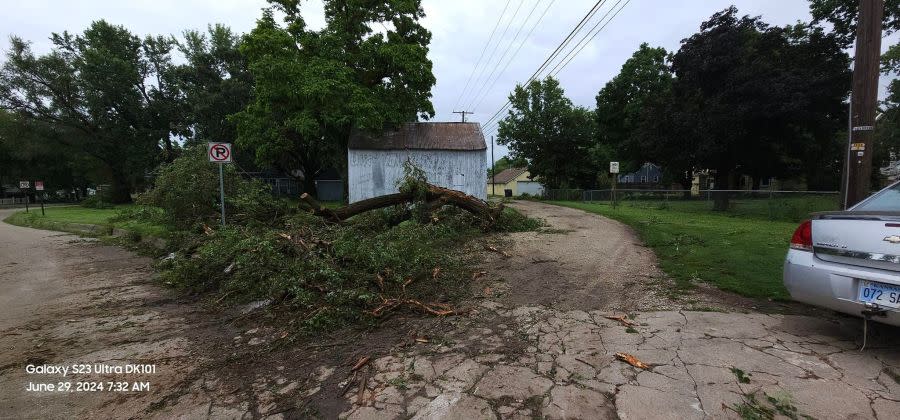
[207, 143, 233, 227]
[208, 142, 232, 163]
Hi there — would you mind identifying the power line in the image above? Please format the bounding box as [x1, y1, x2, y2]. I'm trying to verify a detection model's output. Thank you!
[465, 0, 546, 111]
[451, 0, 512, 111]
[548, 0, 630, 77]
[478, 0, 608, 130]
[461, 0, 527, 110]
[469, 0, 558, 112]
[482, 0, 630, 133]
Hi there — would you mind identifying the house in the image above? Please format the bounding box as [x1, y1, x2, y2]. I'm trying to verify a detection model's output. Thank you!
[618, 162, 662, 185]
[347, 122, 487, 203]
[487, 167, 544, 197]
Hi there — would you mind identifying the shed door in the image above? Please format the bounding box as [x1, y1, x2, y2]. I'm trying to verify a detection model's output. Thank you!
[452, 173, 465, 187]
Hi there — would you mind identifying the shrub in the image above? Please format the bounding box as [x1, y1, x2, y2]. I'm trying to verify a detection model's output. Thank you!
[158, 207, 483, 332]
[152, 164, 544, 334]
[494, 207, 545, 232]
[138, 146, 289, 229]
[80, 195, 114, 209]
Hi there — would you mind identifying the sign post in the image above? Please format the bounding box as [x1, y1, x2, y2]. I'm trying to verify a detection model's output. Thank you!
[35, 181, 45, 216]
[609, 162, 620, 208]
[208, 142, 233, 226]
[19, 181, 30, 212]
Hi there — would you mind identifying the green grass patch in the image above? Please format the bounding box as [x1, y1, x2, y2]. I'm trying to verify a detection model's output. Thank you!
[550, 201, 796, 300]
[3, 205, 167, 239]
[590, 195, 838, 223]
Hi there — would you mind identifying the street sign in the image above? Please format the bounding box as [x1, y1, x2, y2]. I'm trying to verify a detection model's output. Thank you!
[609, 162, 620, 174]
[19, 181, 30, 189]
[208, 142, 233, 163]
[35, 181, 44, 191]
[208, 142, 232, 226]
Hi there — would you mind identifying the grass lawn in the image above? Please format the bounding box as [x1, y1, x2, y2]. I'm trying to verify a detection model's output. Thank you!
[3, 205, 167, 238]
[550, 201, 800, 300]
[589, 195, 839, 223]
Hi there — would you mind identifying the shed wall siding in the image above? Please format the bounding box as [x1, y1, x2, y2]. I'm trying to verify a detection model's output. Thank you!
[517, 181, 545, 196]
[348, 149, 487, 203]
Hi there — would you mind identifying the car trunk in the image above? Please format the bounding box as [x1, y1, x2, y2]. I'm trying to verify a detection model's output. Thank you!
[812, 212, 900, 272]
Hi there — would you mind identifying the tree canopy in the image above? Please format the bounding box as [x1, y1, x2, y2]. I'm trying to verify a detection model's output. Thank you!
[497, 77, 597, 189]
[0, 20, 172, 202]
[809, 0, 900, 47]
[232, 0, 437, 193]
[667, 8, 850, 201]
[594, 42, 673, 175]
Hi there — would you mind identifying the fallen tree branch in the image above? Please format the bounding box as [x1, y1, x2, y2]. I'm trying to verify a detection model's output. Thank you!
[369, 297, 455, 317]
[604, 315, 637, 327]
[615, 352, 650, 369]
[300, 183, 503, 226]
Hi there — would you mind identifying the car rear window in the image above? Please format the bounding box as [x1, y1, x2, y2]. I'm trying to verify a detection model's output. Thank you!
[854, 183, 900, 211]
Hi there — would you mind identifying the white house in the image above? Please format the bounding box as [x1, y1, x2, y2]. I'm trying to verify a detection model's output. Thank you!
[347, 122, 487, 203]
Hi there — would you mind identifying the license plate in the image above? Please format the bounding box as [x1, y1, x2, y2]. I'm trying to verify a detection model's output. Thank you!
[858, 280, 900, 309]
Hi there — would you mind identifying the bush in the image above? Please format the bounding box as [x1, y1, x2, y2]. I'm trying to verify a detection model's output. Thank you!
[151, 162, 544, 334]
[494, 207, 544, 232]
[159, 207, 484, 332]
[80, 195, 114, 209]
[138, 146, 289, 229]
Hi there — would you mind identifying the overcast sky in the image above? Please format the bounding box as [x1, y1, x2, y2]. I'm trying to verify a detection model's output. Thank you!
[2, 0, 897, 160]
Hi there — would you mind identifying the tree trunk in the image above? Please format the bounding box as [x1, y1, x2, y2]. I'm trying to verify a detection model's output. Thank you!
[300, 183, 503, 226]
[301, 176, 317, 197]
[679, 172, 692, 199]
[108, 169, 133, 204]
[713, 170, 731, 211]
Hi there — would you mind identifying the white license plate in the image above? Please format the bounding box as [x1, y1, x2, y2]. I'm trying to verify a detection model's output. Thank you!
[858, 280, 900, 309]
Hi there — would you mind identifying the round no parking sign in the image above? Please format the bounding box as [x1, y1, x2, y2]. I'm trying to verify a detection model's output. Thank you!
[207, 143, 232, 163]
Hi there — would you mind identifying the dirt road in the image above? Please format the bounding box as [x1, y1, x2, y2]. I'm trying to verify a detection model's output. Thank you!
[0, 209, 243, 419]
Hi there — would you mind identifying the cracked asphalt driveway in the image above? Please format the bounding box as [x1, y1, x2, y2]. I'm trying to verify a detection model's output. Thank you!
[337, 303, 900, 420]
[334, 202, 900, 420]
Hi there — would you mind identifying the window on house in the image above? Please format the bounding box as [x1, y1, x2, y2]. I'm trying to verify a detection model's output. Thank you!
[654, 176, 659, 182]
[640, 176, 647, 183]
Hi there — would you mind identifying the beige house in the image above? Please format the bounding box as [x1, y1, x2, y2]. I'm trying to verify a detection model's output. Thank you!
[487, 167, 544, 197]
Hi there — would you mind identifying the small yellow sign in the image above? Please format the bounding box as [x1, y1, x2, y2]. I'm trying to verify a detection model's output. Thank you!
[851, 143, 866, 151]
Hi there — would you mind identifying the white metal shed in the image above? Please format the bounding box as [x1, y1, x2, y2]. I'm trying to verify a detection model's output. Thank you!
[347, 122, 487, 203]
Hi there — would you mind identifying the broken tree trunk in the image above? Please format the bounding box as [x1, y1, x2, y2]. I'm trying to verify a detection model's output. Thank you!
[300, 183, 503, 225]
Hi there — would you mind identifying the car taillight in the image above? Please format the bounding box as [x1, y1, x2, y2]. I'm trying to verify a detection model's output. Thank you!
[790, 220, 812, 251]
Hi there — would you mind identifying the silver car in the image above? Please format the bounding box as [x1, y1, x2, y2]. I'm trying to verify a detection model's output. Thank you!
[783, 182, 900, 326]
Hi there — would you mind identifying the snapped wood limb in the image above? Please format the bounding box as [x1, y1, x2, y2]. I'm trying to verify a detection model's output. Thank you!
[300, 183, 503, 225]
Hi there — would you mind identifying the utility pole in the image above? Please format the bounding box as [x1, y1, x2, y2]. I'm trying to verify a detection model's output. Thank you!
[453, 110, 473, 123]
[491, 136, 496, 196]
[844, 0, 884, 208]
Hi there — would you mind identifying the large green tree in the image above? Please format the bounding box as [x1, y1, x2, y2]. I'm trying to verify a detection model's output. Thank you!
[656, 8, 850, 208]
[176, 25, 252, 148]
[497, 77, 597, 189]
[0, 21, 181, 202]
[233, 0, 436, 194]
[594, 43, 673, 175]
[809, 0, 900, 47]
[0, 110, 92, 197]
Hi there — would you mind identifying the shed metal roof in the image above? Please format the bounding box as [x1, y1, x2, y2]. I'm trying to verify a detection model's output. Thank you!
[488, 167, 528, 184]
[348, 122, 487, 151]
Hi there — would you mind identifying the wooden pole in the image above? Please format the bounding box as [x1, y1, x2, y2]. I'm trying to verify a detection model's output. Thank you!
[845, 0, 884, 208]
[491, 136, 496, 196]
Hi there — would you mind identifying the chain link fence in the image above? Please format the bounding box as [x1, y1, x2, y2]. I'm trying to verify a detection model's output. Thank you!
[543, 189, 841, 222]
